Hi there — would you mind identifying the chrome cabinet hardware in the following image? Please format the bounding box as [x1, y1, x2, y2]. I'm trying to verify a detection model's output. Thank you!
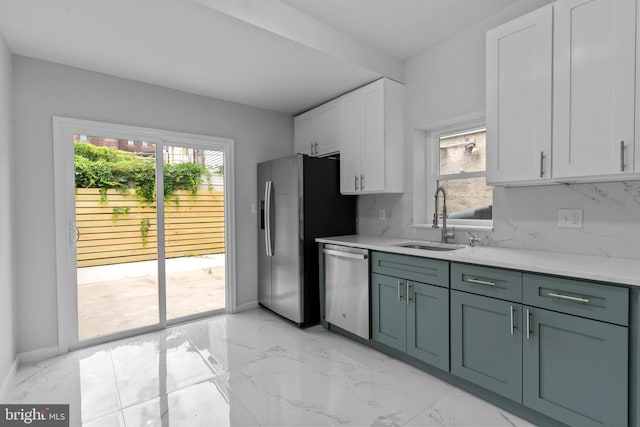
[548, 292, 590, 304]
[620, 140, 625, 172]
[397, 279, 403, 302]
[354, 175, 359, 191]
[314, 142, 319, 155]
[510, 305, 515, 335]
[406, 282, 412, 305]
[466, 278, 497, 287]
[526, 308, 531, 340]
[539, 151, 545, 178]
[360, 174, 365, 190]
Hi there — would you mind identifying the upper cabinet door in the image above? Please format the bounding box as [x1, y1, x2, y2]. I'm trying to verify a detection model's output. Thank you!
[553, 0, 636, 180]
[486, 5, 553, 185]
[294, 111, 314, 156]
[314, 100, 341, 157]
[294, 100, 341, 157]
[339, 78, 404, 195]
[340, 89, 363, 193]
[361, 79, 386, 193]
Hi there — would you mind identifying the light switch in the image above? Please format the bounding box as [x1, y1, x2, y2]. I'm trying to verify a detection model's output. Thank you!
[558, 209, 583, 229]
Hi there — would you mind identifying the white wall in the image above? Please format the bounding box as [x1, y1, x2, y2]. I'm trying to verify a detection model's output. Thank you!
[0, 24, 17, 390]
[13, 56, 293, 354]
[358, 0, 640, 261]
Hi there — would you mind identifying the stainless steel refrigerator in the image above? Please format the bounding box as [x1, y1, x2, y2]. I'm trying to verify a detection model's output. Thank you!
[258, 154, 356, 326]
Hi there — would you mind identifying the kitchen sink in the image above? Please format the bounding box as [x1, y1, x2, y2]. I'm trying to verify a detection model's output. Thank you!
[393, 242, 464, 251]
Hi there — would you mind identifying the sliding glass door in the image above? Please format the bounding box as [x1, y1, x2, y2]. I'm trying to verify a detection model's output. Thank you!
[55, 118, 234, 350]
[74, 135, 161, 341]
[162, 145, 226, 321]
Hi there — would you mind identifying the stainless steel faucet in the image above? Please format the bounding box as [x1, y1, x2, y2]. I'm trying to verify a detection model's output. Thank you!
[433, 187, 455, 243]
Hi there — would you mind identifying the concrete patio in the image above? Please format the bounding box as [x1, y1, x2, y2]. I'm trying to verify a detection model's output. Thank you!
[77, 254, 226, 340]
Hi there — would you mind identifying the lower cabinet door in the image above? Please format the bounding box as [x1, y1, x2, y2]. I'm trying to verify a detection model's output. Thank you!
[451, 290, 523, 402]
[371, 273, 406, 352]
[406, 281, 449, 371]
[523, 307, 628, 427]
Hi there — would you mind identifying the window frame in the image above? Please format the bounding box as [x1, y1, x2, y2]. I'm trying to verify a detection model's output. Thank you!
[413, 115, 493, 232]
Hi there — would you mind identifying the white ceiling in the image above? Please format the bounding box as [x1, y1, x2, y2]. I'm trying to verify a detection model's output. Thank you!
[1, 0, 520, 114]
[281, 0, 518, 60]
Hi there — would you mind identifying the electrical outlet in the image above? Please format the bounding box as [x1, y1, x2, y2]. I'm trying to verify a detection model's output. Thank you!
[558, 209, 583, 229]
[379, 209, 387, 220]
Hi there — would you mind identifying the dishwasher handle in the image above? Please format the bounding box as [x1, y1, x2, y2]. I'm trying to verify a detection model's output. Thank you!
[323, 248, 368, 260]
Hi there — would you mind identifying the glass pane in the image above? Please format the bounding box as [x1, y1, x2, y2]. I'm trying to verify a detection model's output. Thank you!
[437, 176, 493, 220]
[439, 129, 486, 175]
[164, 146, 226, 320]
[74, 135, 159, 341]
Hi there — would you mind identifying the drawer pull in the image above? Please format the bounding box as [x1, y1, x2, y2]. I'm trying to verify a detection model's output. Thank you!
[466, 278, 496, 287]
[548, 292, 590, 304]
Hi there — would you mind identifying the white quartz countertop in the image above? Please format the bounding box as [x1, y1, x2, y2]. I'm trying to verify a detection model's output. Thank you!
[316, 235, 640, 287]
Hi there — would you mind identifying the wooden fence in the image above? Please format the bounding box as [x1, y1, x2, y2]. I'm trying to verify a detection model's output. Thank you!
[75, 188, 224, 267]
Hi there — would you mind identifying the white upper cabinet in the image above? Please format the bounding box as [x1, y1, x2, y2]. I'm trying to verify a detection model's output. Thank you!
[553, 0, 636, 181]
[486, 0, 638, 186]
[486, 4, 553, 185]
[294, 99, 341, 157]
[339, 78, 404, 195]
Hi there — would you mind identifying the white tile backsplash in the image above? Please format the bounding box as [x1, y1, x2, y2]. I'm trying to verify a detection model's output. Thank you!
[357, 181, 640, 260]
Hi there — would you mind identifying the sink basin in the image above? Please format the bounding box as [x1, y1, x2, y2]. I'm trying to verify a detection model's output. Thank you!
[393, 242, 464, 251]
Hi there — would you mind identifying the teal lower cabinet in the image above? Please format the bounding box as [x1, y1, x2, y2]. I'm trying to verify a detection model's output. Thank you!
[450, 290, 523, 402]
[523, 306, 628, 427]
[371, 273, 407, 352]
[451, 266, 630, 427]
[371, 272, 449, 371]
[328, 254, 634, 426]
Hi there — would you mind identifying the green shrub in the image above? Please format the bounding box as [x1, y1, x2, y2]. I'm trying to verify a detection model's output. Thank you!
[74, 141, 211, 204]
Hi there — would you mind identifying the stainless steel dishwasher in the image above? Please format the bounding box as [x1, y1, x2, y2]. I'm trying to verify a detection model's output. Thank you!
[323, 244, 370, 339]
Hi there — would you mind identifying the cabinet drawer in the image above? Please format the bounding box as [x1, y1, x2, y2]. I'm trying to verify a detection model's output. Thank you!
[451, 263, 522, 302]
[523, 274, 629, 326]
[371, 252, 448, 288]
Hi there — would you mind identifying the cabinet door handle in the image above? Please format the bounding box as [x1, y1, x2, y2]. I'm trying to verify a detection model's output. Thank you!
[539, 151, 545, 178]
[406, 282, 412, 305]
[510, 305, 515, 335]
[397, 279, 403, 302]
[620, 140, 625, 172]
[526, 308, 531, 340]
[315, 142, 319, 155]
[465, 278, 496, 287]
[360, 174, 365, 190]
[548, 292, 590, 304]
[354, 175, 359, 191]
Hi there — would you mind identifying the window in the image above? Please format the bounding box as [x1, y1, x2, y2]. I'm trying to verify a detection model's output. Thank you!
[127, 140, 134, 146]
[435, 128, 492, 227]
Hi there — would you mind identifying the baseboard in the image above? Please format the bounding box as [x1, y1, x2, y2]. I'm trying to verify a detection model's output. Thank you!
[17, 346, 59, 365]
[233, 300, 258, 313]
[0, 357, 19, 401]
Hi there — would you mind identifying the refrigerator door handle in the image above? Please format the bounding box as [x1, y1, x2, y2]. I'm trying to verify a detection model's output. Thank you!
[264, 180, 274, 256]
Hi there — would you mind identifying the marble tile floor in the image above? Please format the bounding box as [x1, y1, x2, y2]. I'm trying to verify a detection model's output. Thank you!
[3, 308, 535, 426]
